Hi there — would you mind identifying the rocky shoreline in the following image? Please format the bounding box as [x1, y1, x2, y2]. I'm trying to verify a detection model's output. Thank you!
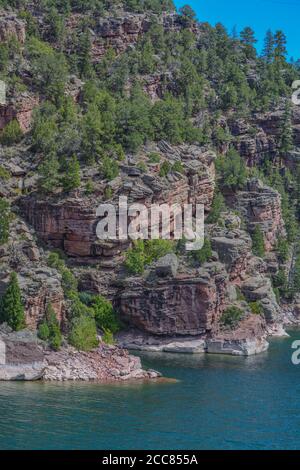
[0, 316, 298, 382]
[118, 320, 290, 357]
[0, 328, 161, 382]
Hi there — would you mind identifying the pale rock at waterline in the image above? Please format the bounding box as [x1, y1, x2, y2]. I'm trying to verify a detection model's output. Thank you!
[206, 337, 269, 356]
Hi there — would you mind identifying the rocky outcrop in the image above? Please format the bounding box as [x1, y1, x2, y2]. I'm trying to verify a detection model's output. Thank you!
[0, 219, 65, 329]
[118, 331, 206, 353]
[20, 145, 216, 260]
[235, 179, 286, 251]
[211, 230, 252, 283]
[43, 344, 161, 382]
[0, 12, 26, 44]
[118, 262, 228, 336]
[229, 106, 300, 166]
[118, 315, 269, 357]
[241, 275, 281, 323]
[0, 93, 39, 132]
[78, 12, 182, 62]
[0, 328, 161, 382]
[206, 315, 269, 356]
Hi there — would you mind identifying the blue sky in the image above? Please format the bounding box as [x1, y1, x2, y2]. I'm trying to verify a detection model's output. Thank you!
[174, 0, 300, 60]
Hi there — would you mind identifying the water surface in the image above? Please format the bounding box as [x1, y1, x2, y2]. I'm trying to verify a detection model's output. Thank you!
[0, 331, 299, 450]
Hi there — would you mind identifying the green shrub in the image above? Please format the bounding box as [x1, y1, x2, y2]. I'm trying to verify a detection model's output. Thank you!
[217, 149, 247, 191]
[79, 292, 94, 307]
[220, 306, 244, 329]
[191, 238, 212, 265]
[47, 252, 65, 271]
[251, 225, 265, 258]
[62, 154, 81, 192]
[276, 237, 289, 263]
[102, 328, 115, 345]
[0, 198, 10, 245]
[172, 161, 184, 174]
[46, 304, 62, 351]
[148, 152, 161, 163]
[249, 301, 263, 315]
[104, 186, 113, 200]
[159, 161, 171, 177]
[61, 268, 78, 298]
[38, 304, 62, 351]
[137, 161, 147, 172]
[125, 239, 174, 274]
[101, 156, 119, 181]
[144, 240, 174, 263]
[206, 191, 225, 224]
[0, 166, 11, 181]
[38, 322, 50, 341]
[125, 240, 146, 275]
[92, 296, 120, 334]
[0, 119, 23, 145]
[273, 268, 288, 290]
[85, 180, 94, 195]
[68, 315, 99, 351]
[236, 288, 246, 302]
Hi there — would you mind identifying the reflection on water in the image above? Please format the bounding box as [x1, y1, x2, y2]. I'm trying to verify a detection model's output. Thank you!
[0, 331, 299, 450]
[137, 347, 270, 371]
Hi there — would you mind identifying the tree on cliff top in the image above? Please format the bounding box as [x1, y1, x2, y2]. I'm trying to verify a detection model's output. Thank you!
[262, 30, 275, 63]
[240, 27, 257, 59]
[0, 272, 26, 331]
[179, 5, 197, 25]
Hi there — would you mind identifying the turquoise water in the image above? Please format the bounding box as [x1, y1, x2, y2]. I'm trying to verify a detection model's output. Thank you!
[0, 331, 300, 450]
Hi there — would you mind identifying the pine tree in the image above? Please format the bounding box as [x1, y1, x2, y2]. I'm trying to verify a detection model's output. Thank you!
[179, 5, 197, 26]
[38, 152, 60, 193]
[207, 190, 225, 224]
[280, 102, 293, 156]
[62, 154, 81, 192]
[1, 272, 26, 331]
[274, 30, 287, 64]
[45, 303, 62, 351]
[252, 225, 265, 258]
[77, 30, 92, 78]
[240, 27, 257, 59]
[0, 198, 10, 245]
[262, 30, 275, 63]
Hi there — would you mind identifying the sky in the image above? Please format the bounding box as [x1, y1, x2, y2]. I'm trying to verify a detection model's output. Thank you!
[174, 0, 300, 60]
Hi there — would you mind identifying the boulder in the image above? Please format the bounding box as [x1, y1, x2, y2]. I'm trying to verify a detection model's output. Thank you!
[155, 254, 179, 278]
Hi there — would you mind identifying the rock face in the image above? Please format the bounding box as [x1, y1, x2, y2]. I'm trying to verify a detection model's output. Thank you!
[234, 179, 286, 251]
[118, 331, 207, 354]
[77, 12, 182, 62]
[20, 145, 216, 261]
[242, 275, 281, 323]
[118, 262, 228, 336]
[0, 93, 39, 132]
[229, 106, 300, 166]
[206, 315, 269, 356]
[211, 231, 252, 282]
[0, 219, 65, 329]
[0, 12, 26, 44]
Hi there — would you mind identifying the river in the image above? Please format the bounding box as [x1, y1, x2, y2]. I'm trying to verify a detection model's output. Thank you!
[0, 330, 299, 450]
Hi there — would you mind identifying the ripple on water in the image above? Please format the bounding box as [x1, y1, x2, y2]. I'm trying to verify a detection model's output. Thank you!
[0, 331, 299, 450]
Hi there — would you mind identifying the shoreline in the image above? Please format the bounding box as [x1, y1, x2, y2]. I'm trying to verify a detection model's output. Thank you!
[1, 321, 298, 383]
